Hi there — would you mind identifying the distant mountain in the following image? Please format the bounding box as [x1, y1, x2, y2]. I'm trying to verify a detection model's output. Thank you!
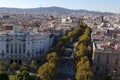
[0, 6, 114, 15]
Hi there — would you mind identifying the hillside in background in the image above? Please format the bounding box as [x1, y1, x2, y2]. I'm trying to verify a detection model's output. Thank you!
[0, 6, 114, 15]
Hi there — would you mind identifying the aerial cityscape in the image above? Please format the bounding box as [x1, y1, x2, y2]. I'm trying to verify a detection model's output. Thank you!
[0, 0, 120, 80]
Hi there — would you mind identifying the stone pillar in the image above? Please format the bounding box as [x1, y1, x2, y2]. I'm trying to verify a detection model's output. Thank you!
[8, 44, 10, 58]
[17, 44, 19, 54]
[13, 44, 15, 53]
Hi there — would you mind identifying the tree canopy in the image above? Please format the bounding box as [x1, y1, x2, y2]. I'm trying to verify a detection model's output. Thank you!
[47, 52, 60, 66]
[38, 62, 57, 80]
[0, 71, 9, 80]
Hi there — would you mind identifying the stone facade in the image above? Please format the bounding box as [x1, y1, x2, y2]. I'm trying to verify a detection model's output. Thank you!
[92, 41, 120, 80]
[0, 25, 53, 64]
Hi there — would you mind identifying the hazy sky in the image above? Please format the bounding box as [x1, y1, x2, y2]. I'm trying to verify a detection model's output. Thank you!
[0, 0, 119, 13]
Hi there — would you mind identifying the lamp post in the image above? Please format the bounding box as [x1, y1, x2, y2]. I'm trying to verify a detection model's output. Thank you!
[113, 69, 116, 78]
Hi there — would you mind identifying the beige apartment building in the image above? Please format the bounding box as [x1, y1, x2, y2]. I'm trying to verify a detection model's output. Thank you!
[92, 41, 120, 80]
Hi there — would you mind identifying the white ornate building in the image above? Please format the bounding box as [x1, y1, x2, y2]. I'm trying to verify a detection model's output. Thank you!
[0, 25, 54, 64]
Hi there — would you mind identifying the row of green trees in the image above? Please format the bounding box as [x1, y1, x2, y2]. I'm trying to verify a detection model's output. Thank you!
[0, 69, 36, 80]
[38, 24, 84, 80]
[0, 60, 37, 73]
[15, 60, 37, 80]
[0, 60, 37, 80]
[55, 27, 83, 55]
[103, 74, 116, 80]
[75, 21, 93, 80]
[0, 71, 9, 80]
[75, 21, 116, 80]
[38, 52, 60, 80]
[75, 27, 91, 63]
[16, 70, 36, 80]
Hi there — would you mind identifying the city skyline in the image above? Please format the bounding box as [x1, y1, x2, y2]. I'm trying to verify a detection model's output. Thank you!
[0, 0, 119, 13]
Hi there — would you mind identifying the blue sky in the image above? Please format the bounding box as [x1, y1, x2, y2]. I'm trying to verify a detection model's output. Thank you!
[0, 0, 119, 13]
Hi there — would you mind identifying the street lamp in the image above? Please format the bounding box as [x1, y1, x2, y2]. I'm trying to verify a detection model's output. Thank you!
[113, 69, 117, 78]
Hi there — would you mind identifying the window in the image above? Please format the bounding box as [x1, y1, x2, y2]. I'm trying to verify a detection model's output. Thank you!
[10, 44, 13, 53]
[1, 50, 5, 57]
[96, 67, 99, 71]
[40, 49, 41, 53]
[19, 44, 21, 53]
[105, 69, 108, 74]
[6, 44, 9, 53]
[27, 50, 30, 57]
[14, 44, 17, 53]
[27, 53, 30, 57]
[42, 49, 44, 53]
[115, 58, 118, 65]
[28, 42, 30, 44]
[32, 49, 34, 53]
[97, 54, 100, 63]
[23, 44, 26, 53]
[106, 55, 109, 64]
[32, 41, 34, 44]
